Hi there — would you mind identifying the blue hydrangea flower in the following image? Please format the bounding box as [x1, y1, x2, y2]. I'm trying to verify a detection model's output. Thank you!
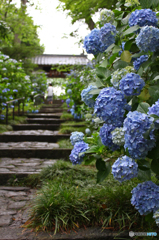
[119, 73, 145, 96]
[112, 156, 138, 183]
[69, 141, 89, 165]
[148, 99, 159, 128]
[131, 181, 159, 215]
[94, 87, 129, 127]
[111, 127, 125, 146]
[110, 66, 134, 88]
[85, 128, 91, 135]
[153, 210, 159, 227]
[66, 98, 71, 105]
[100, 23, 117, 48]
[100, 9, 115, 25]
[67, 89, 72, 94]
[133, 55, 149, 70]
[129, 9, 158, 28]
[99, 124, 120, 151]
[81, 85, 97, 108]
[123, 111, 156, 159]
[83, 29, 107, 55]
[136, 26, 159, 52]
[70, 131, 84, 146]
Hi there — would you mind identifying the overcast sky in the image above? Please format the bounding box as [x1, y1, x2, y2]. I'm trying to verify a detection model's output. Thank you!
[13, 0, 92, 55]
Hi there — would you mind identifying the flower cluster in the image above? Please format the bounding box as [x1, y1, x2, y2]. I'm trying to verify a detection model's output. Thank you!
[123, 111, 156, 159]
[69, 141, 89, 165]
[66, 98, 71, 105]
[67, 89, 72, 94]
[133, 55, 149, 70]
[85, 128, 91, 135]
[83, 29, 106, 55]
[111, 127, 125, 146]
[148, 99, 159, 128]
[100, 23, 117, 47]
[136, 26, 159, 52]
[81, 85, 97, 108]
[100, 9, 115, 25]
[110, 66, 134, 88]
[131, 181, 159, 215]
[94, 87, 129, 127]
[112, 156, 138, 183]
[70, 131, 84, 146]
[99, 124, 120, 151]
[129, 9, 158, 28]
[119, 73, 145, 96]
[153, 210, 159, 227]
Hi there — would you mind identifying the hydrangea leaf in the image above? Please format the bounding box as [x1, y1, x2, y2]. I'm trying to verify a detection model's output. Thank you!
[148, 142, 159, 160]
[105, 43, 115, 53]
[145, 212, 154, 223]
[95, 79, 104, 88]
[124, 39, 134, 51]
[137, 159, 150, 171]
[89, 89, 101, 95]
[122, 25, 140, 36]
[137, 168, 151, 181]
[121, 13, 131, 25]
[96, 67, 109, 79]
[137, 102, 150, 114]
[121, 50, 132, 62]
[97, 162, 111, 183]
[113, 60, 129, 70]
[140, 0, 152, 8]
[100, 59, 108, 68]
[153, 75, 159, 81]
[138, 88, 150, 101]
[151, 158, 159, 175]
[112, 45, 122, 54]
[96, 159, 107, 171]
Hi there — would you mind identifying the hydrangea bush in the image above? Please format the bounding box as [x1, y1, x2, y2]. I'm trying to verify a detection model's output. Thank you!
[67, 0, 159, 227]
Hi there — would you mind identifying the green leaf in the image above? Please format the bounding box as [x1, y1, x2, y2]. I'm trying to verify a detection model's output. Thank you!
[85, 145, 99, 154]
[137, 67, 143, 76]
[109, 53, 118, 64]
[100, 59, 108, 68]
[93, 118, 104, 124]
[95, 78, 104, 88]
[84, 156, 95, 165]
[112, 46, 122, 54]
[153, 75, 159, 81]
[96, 67, 108, 79]
[113, 60, 129, 70]
[150, 114, 159, 121]
[121, 13, 131, 25]
[124, 40, 134, 51]
[121, 50, 132, 63]
[89, 89, 101, 95]
[96, 159, 106, 171]
[147, 142, 159, 160]
[151, 158, 159, 175]
[105, 43, 115, 53]
[145, 212, 154, 223]
[137, 102, 150, 114]
[97, 162, 111, 183]
[122, 25, 140, 36]
[137, 169, 151, 181]
[140, 0, 151, 8]
[137, 159, 150, 171]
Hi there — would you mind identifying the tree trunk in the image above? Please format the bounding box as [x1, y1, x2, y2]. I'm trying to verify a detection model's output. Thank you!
[85, 17, 95, 30]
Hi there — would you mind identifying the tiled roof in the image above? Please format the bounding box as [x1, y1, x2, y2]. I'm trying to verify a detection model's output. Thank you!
[32, 54, 88, 66]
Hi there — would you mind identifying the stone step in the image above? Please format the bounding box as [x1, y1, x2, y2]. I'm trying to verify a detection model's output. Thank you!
[0, 148, 71, 159]
[26, 118, 66, 124]
[0, 157, 58, 185]
[26, 113, 62, 118]
[39, 109, 64, 113]
[12, 124, 61, 130]
[41, 104, 63, 108]
[0, 130, 70, 142]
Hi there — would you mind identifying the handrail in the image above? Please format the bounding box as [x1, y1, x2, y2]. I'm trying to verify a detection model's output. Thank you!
[5, 97, 25, 125]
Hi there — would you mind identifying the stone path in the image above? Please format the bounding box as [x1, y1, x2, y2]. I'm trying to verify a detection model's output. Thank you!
[0, 100, 72, 238]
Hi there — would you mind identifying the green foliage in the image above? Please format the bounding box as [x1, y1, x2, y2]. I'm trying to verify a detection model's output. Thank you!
[60, 112, 74, 120]
[59, 126, 86, 134]
[25, 160, 158, 233]
[58, 139, 73, 149]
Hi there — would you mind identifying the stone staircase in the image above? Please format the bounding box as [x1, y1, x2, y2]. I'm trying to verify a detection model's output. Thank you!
[0, 100, 73, 229]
